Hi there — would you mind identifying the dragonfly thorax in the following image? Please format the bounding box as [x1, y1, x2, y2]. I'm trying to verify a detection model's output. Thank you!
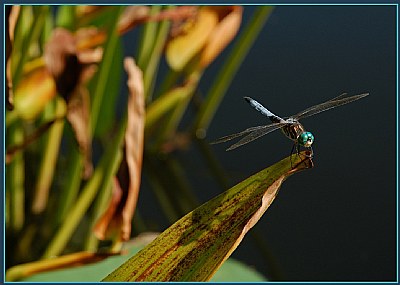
[281, 121, 314, 147]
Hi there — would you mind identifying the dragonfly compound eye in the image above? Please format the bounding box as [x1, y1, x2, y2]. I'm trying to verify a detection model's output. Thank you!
[298, 132, 314, 147]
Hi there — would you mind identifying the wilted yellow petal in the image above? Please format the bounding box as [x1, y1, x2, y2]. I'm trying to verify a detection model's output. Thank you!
[166, 7, 218, 71]
[200, 6, 242, 68]
[13, 67, 56, 121]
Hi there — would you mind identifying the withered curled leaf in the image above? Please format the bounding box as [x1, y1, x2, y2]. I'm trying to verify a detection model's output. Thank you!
[44, 27, 104, 178]
[94, 57, 145, 241]
[6, 5, 20, 110]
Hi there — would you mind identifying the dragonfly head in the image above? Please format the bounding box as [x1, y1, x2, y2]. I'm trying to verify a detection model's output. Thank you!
[298, 132, 314, 147]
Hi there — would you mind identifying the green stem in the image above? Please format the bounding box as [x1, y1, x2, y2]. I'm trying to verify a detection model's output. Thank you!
[56, 145, 83, 224]
[6, 121, 25, 232]
[143, 15, 171, 100]
[84, 148, 123, 252]
[42, 113, 127, 259]
[13, 6, 48, 88]
[137, 6, 161, 69]
[32, 97, 66, 214]
[154, 71, 202, 147]
[90, 6, 123, 133]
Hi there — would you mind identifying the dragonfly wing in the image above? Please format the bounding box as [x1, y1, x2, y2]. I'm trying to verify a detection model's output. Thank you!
[293, 93, 369, 120]
[226, 122, 286, 151]
[210, 125, 272, 144]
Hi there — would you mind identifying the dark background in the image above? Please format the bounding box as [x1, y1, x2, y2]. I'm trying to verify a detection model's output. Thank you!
[137, 5, 397, 281]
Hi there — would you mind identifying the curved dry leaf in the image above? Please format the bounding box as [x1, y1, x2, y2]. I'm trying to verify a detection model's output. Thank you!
[67, 86, 93, 179]
[6, 5, 21, 110]
[150, 6, 197, 24]
[94, 57, 145, 241]
[75, 27, 106, 52]
[166, 7, 218, 71]
[118, 6, 197, 35]
[200, 6, 243, 68]
[117, 6, 150, 34]
[45, 27, 103, 99]
[44, 28, 76, 75]
[44, 27, 104, 178]
[93, 177, 124, 240]
[121, 57, 145, 241]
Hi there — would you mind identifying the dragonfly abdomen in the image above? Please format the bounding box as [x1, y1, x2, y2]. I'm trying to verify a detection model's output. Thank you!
[244, 97, 283, 123]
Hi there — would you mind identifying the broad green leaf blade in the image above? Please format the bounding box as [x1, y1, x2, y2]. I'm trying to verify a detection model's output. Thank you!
[102, 152, 313, 282]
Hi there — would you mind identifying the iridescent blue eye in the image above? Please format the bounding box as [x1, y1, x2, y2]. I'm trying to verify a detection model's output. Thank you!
[298, 132, 314, 147]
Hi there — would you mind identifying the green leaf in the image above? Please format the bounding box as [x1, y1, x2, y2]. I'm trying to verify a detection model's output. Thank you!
[103, 152, 313, 281]
[93, 39, 123, 137]
[89, 6, 123, 134]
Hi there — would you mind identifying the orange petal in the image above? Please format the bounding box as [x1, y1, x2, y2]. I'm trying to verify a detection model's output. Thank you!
[166, 7, 218, 71]
[93, 177, 123, 240]
[200, 6, 243, 68]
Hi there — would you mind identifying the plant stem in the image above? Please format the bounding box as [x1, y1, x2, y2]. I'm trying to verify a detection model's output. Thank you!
[32, 97, 66, 214]
[42, 113, 127, 259]
[6, 121, 25, 232]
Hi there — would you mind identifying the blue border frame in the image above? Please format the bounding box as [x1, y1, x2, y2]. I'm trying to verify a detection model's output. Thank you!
[2, 3, 398, 284]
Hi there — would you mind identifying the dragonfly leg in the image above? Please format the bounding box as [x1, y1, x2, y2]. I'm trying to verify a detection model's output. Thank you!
[290, 143, 313, 168]
[305, 146, 314, 158]
[289, 143, 298, 168]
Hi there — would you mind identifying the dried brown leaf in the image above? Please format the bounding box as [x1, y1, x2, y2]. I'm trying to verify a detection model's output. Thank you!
[66, 87, 93, 179]
[121, 57, 145, 240]
[149, 6, 197, 23]
[93, 57, 145, 241]
[75, 27, 106, 51]
[93, 177, 124, 240]
[117, 6, 150, 34]
[45, 27, 103, 99]
[44, 27, 104, 178]
[117, 6, 197, 35]
[6, 5, 20, 110]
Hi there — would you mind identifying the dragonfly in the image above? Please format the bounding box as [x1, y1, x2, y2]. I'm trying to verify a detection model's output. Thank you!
[211, 92, 369, 157]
